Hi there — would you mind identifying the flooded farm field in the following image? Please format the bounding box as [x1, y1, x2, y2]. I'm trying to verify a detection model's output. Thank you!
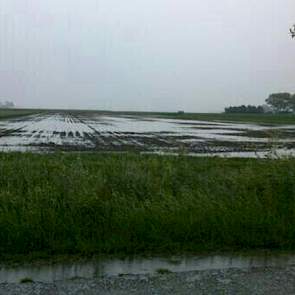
[1, 112, 295, 156]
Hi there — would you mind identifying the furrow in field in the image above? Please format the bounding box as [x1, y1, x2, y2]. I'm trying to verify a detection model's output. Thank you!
[0, 113, 97, 150]
[70, 115, 106, 146]
[0, 111, 295, 154]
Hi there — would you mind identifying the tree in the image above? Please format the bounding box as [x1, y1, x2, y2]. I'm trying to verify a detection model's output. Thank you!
[0, 100, 15, 108]
[224, 105, 264, 114]
[4, 101, 15, 108]
[289, 94, 295, 112]
[265, 93, 292, 113]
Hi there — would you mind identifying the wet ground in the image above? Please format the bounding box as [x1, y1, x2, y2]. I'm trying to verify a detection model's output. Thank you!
[0, 112, 295, 157]
[0, 267, 295, 295]
[2, 267, 295, 295]
[1, 253, 295, 283]
[2, 253, 295, 294]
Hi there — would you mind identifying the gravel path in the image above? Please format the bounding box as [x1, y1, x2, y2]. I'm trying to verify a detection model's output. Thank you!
[1, 266, 295, 294]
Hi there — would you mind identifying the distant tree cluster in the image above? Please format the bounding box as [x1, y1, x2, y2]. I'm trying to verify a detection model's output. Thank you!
[266, 93, 295, 113]
[0, 101, 15, 108]
[290, 24, 295, 38]
[224, 93, 295, 114]
[225, 105, 264, 114]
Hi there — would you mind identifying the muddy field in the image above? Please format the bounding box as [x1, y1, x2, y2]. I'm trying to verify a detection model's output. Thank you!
[0, 112, 295, 156]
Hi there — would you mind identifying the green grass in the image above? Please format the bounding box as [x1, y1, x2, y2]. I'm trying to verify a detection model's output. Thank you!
[1, 108, 295, 125]
[151, 112, 295, 125]
[0, 153, 295, 258]
[78, 110, 295, 125]
[75, 110, 295, 125]
[0, 109, 38, 120]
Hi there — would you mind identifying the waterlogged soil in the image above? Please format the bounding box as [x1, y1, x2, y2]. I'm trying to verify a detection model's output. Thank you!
[2, 267, 295, 294]
[0, 112, 295, 157]
[2, 253, 295, 294]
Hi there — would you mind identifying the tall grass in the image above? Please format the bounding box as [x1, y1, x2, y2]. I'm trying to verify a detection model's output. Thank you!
[0, 153, 295, 257]
[0, 109, 37, 120]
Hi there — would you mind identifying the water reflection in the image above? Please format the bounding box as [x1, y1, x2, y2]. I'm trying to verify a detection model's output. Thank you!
[1, 113, 295, 155]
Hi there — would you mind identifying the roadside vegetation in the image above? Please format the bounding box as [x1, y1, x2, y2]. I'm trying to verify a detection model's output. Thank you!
[0, 152, 295, 259]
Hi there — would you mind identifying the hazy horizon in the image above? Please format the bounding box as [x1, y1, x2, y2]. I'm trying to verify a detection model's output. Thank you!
[1, 0, 295, 112]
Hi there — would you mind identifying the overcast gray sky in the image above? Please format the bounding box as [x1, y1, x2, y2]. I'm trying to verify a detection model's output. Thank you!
[0, 0, 294, 112]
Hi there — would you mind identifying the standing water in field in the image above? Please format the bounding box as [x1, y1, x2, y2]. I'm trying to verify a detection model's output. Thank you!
[0, 112, 295, 157]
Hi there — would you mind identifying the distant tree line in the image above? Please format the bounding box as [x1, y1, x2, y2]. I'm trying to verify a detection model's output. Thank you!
[290, 24, 295, 38]
[225, 92, 295, 114]
[265, 93, 295, 113]
[0, 101, 15, 108]
[225, 105, 264, 114]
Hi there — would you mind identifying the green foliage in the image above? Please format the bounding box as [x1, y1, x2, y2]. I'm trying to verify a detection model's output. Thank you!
[290, 25, 295, 38]
[266, 93, 295, 113]
[225, 105, 264, 114]
[0, 153, 295, 257]
[0, 109, 37, 120]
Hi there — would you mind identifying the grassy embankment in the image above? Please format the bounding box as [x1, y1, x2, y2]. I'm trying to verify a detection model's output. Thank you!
[0, 153, 295, 259]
